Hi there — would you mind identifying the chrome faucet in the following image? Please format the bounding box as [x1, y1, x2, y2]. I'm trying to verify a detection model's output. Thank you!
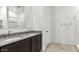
[8, 30, 11, 36]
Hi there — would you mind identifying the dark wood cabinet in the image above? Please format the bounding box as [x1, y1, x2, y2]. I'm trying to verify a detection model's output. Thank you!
[20, 38, 30, 52]
[0, 41, 21, 52]
[0, 34, 42, 52]
[36, 34, 42, 52]
[31, 34, 42, 52]
[30, 36, 37, 52]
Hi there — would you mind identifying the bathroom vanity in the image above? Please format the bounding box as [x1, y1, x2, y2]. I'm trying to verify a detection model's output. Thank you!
[0, 7, 42, 52]
[0, 31, 42, 52]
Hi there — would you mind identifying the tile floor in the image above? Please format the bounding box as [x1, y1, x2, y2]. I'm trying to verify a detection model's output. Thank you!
[44, 42, 78, 52]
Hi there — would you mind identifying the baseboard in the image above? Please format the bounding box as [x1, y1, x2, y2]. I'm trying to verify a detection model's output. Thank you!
[52, 40, 75, 45]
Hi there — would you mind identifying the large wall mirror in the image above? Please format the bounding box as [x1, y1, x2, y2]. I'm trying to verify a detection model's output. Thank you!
[0, 7, 3, 29]
[8, 6, 25, 28]
[0, 6, 33, 29]
[0, 6, 7, 29]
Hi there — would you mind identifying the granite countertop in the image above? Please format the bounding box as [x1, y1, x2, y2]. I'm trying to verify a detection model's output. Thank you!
[0, 31, 41, 47]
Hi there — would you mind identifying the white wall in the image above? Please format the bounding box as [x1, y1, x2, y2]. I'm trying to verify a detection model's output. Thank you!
[51, 7, 56, 42]
[75, 7, 79, 44]
[43, 7, 52, 50]
[52, 6, 79, 45]
[32, 6, 52, 51]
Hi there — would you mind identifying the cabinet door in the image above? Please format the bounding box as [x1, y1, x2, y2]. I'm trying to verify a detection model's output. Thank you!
[30, 36, 37, 52]
[36, 34, 42, 52]
[1, 41, 20, 52]
[31, 34, 42, 52]
[20, 38, 30, 52]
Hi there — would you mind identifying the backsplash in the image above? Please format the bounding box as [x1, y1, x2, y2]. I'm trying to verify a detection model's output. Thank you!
[0, 28, 29, 35]
[0, 30, 42, 39]
[0, 30, 28, 38]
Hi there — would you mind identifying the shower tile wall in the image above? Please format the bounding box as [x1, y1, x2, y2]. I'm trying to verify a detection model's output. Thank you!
[53, 6, 79, 45]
